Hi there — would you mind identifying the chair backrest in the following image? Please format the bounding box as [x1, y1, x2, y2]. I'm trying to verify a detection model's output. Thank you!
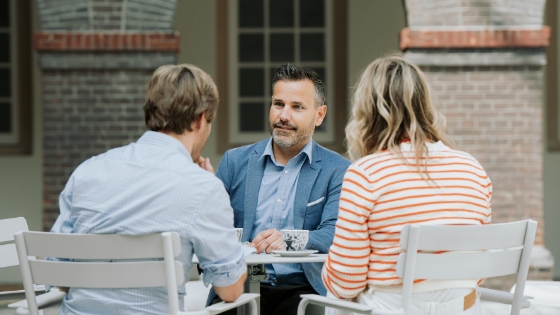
[396, 220, 537, 315]
[14, 231, 184, 315]
[0, 217, 29, 269]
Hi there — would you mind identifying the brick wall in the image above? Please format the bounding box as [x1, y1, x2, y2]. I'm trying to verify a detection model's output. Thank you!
[402, 0, 553, 288]
[424, 65, 543, 233]
[36, 0, 176, 31]
[36, 0, 90, 31]
[405, 0, 545, 27]
[35, 0, 178, 230]
[42, 69, 154, 225]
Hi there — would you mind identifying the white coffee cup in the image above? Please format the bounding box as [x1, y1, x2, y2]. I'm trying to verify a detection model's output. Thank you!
[281, 229, 309, 251]
[235, 228, 243, 242]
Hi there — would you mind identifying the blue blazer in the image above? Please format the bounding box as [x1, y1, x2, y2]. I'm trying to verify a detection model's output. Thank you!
[208, 139, 350, 303]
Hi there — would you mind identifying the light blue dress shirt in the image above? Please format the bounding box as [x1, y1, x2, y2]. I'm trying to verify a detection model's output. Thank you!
[251, 138, 312, 286]
[49, 131, 250, 315]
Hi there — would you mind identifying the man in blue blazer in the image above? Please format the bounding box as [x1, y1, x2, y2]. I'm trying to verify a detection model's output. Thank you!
[207, 65, 350, 315]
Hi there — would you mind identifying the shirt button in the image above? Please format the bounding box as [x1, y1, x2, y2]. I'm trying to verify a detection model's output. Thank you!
[284, 170, 288, 174]
[277, 199, 281, 203]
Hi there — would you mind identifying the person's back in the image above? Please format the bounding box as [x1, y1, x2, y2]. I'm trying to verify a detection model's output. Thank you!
[322, 54, 491, 315]
[50, 64, 248, 315]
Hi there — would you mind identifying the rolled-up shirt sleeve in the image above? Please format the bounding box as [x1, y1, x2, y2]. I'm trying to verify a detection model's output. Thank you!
[189, 180, 253, 287]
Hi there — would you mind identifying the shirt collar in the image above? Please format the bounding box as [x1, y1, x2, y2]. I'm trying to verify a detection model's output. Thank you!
[137, 131, 193, 163]
[399, 140, 448, 152]
[259, 138, 313, 165]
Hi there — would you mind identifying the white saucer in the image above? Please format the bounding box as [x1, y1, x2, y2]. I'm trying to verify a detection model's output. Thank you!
[271, 250, 318, 257]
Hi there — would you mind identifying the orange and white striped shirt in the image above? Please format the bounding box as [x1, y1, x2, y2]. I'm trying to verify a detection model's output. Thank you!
[322, 141, 492, 299]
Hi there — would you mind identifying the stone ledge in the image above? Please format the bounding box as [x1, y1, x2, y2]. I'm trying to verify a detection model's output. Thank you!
[400, 27, 550, 50]
[38, 52, 177, 69]
[405, 49, 546, 66]
[34, 32, 180, 52]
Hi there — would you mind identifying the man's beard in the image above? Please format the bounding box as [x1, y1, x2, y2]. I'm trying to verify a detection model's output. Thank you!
[191, 138, 206, 161]
[269, 121, 314, 148]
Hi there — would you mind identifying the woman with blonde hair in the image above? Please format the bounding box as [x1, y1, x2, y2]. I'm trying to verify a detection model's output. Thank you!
[322, 54, 491, 315]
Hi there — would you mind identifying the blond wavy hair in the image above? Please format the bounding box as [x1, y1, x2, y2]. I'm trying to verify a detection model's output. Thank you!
[346, 53, 453, 175]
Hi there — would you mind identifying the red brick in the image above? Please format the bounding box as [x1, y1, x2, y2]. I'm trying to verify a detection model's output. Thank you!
[400, 27, 550, 50]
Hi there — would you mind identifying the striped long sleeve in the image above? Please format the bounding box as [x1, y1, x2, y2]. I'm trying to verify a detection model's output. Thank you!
[322, 142, 492, 299]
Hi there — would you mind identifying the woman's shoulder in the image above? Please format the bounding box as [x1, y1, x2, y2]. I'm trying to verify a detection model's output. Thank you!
[431, 144, 485, 167]
[351, 151, 398, 172]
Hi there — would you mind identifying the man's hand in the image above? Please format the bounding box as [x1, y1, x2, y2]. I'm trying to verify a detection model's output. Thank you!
[197, 156, 214, 174]
[252, 229, 285, 254]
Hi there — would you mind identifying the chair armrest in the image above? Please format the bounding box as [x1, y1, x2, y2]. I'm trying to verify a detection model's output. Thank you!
[10, 289, 67, 314]
[298, 294, 374, 315]
[204, 293, 259, 315]
[477, 288, 531, 308]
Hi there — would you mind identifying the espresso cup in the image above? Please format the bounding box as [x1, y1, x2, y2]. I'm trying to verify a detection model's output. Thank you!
[281, 229, 309, 251]
[235, 228, 243, 242]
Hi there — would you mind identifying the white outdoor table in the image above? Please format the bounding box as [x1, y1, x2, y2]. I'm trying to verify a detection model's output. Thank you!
[192, 253, 327, 265]
[192, 253, 327, 315]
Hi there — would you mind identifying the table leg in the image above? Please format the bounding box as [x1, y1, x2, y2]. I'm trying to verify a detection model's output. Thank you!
[237, 264, 267, 315]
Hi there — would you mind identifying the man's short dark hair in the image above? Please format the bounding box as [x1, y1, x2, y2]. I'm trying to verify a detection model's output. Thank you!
[143, 64, 219, 134]
[271, 64, 326, 107]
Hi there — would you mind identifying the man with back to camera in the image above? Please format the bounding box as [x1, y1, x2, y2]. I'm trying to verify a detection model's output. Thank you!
[49, 64, 252, 315]
[207, 65, 351, 315]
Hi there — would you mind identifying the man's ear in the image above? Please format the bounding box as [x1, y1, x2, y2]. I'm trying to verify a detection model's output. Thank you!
[193, 112, 207, 131]
[315, 105, 327, 126]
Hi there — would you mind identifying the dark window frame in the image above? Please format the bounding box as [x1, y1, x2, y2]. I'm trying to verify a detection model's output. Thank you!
[215, 0, 348, 153]
[0, 0, 32, 155]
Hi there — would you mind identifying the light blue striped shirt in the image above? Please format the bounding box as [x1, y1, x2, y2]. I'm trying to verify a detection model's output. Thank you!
[50, 131, 249, 315]
[252, 138, 312, 286]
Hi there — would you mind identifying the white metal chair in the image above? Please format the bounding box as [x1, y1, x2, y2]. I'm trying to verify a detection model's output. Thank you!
[298, 220, 537, 315]
[14, 231, 258, 315]
[0, 217, 50, 302]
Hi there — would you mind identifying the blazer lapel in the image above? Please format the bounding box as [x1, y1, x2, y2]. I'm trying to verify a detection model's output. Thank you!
[242, 147, 266, 241]
[293, 141, 322, 230]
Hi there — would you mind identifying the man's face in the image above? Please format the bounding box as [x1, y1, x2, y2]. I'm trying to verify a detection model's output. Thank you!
[269, 79, 326, 149]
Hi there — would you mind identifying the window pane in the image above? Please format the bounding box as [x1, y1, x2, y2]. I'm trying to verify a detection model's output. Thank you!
[239, 102, 265, 131]
[300, 33, 324, 61]
[0, 69, 11, 97]
[239, 0, 264, 28]
[239, 34, 264, 62]
[240, 68, 265, 97]
[0, 34, 10, 62]
[270, 0, 294, 27]
[0, 0, 9, 28]
[270, 33, 294, 62]
[0, 102, 11, 133]
[300, 0, 324, 27]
